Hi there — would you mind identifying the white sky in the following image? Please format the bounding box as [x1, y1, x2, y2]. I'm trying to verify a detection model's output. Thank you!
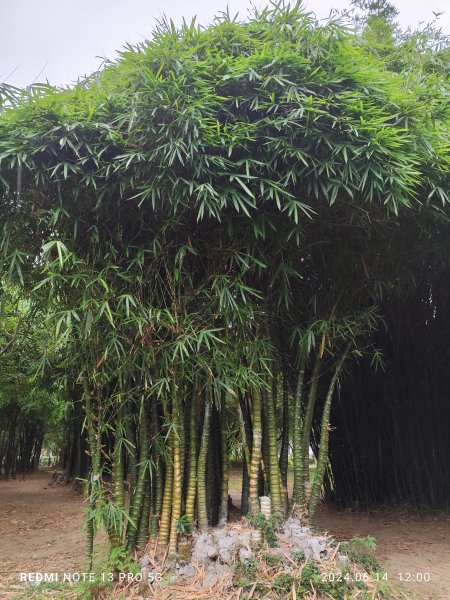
[1, 0, 448, 89]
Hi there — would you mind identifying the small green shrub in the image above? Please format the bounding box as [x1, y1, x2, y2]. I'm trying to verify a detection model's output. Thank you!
[107, 544, 139, 575]
[175, 514, 190, 535]
[347, 536, 381, 572]
[246, 512, 278, 547]
[264, 552, 282, 567]
[272, 573, 293, 595]
[234, 558, 257, 590]
[292, 549, 305, 563]
[299, 563, 349, 600]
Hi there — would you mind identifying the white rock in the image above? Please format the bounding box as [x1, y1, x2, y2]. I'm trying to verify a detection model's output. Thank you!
[239, 547, 254, 563]
[139, 554, 150, 568]
[178, 564, 195, 578]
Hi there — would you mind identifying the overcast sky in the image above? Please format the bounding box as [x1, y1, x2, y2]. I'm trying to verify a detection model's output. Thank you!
[1, 0, 448, 89]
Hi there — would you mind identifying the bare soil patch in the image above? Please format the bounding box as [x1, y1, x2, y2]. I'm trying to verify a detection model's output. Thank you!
[317, 505, 450, 600]
[0, 470, 88, 596]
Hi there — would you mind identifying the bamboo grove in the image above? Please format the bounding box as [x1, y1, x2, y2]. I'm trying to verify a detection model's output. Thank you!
[324, 220, 450, 511]
[0, 288, 64, 479]
[0, 3, 449, 568]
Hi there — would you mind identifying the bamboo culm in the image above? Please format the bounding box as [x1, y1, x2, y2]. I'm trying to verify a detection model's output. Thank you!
[185, 389, 198, 532]
[293, 359, 306, 505]
[248, 391, 262, 515]
[218, 399, 229, 526]
[299, 356, 321, 510]
[308, 348, 349, 527]
[197, 402, 211, 532]
[264, 380, 284, 518]
[127, 405, 150, 552]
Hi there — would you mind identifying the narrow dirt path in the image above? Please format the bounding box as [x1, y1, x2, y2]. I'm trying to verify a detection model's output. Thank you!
[0, 470, 87, 595]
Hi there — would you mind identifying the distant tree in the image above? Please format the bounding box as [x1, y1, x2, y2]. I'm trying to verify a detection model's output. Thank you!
[351, 0, 399, 21]
[350, 0, 399, 46]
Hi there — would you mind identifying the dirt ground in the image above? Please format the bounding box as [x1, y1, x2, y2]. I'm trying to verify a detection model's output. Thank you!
[0, 470, 88, 596]
[0, 471, 449, 599]
[316, 505, 450, 600]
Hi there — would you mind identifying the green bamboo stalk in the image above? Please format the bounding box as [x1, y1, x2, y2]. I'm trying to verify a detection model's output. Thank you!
[308, 348, 349, 527]
[113, 407, 125, 514]
[238, 392, 251, 515]
[109, 403, 125, 550]
[261, 395, 270, 497]
[82, 380, 101, 571]
[241, 456, 250, 515]
[218, 399, 229, 526]
[248, 390, 262, 515]
[197, 401, 211, 532]
[149, 454, 162, 539]
[185, 388, 198, 532]
[169, 379, 182, 556]
[150, 401, 162, 540]
[299, 355, 321, 509]
[127, 404, 150, 552]
[124, 400, 138, 506]
[177, 396, 185, 499]
[293, 358, 306, 505]
[207, 416, 219, 524]
[137, 473, 151, 551]
[158, 452, 173, 546]
[279, 371, 290, 507]
[264, 377, 284, 518]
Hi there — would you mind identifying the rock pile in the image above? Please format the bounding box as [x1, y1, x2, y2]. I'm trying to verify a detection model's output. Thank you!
[147, 517, 342, 591]
[278, 517, 330, 561]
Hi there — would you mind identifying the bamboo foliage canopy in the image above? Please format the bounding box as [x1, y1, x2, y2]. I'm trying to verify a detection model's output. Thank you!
[0, 4, 448, 359]
[1, 4, 449, 246]
[0, 4, 448, 345]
